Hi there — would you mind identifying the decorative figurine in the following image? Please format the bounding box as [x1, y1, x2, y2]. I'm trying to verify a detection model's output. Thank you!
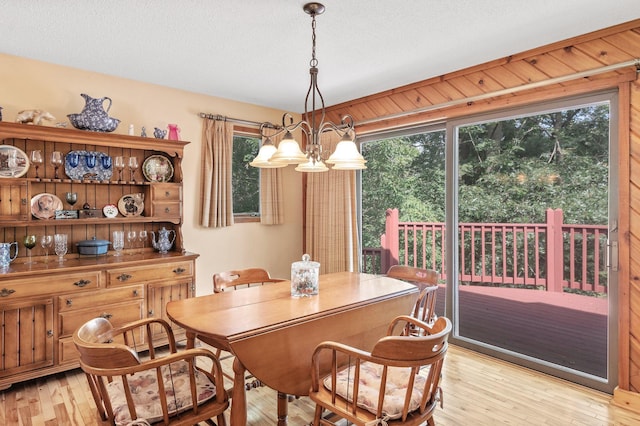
[16, 109, 56, 125]
[153, 127, 167, 139]
[168, 124, 180, 140]
[128, 124, 135, 136]
[141, 126, 147, 137]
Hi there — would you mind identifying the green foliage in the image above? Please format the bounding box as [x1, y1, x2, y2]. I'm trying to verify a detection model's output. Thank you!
[362, 104, 609, 248]
[232, 135, 260, 214]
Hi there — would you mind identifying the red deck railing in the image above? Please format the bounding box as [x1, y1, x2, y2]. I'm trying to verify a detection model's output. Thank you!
[363, 208, 609, 294]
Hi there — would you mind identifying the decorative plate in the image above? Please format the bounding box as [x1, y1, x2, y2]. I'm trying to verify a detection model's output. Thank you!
[0, 145, 30, 178]
[31, 193, 63, 220]
[142, 155, 174, 182]
[117, 194, 144, 217]
[64, 150, 113, 181]
[103, 204, 119, 218]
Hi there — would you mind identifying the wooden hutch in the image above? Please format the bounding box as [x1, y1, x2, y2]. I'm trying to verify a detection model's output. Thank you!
[0, 121, 198, 390]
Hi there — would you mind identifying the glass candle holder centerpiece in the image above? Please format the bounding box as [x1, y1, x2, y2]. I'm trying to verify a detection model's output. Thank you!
[290, 254, 320, 297]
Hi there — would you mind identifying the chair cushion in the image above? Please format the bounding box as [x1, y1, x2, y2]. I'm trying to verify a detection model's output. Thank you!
[324, 361, 427, 420]
[107, 360, 217, 425]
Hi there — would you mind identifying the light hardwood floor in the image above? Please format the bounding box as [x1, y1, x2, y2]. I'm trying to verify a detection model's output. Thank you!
[2, 344, 640, 425]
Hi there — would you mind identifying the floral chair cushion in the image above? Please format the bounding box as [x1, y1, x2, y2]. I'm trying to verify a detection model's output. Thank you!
[106, 360, 217, 425]
[323, 361, 427, 420]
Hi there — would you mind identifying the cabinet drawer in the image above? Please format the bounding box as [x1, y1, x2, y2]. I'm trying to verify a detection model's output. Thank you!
[0, 272, 101, 300]
[107, 261, 193, 287]
[151, 183, 182, 202]
[58, 337, 80, 365]
[58, 285, 144, 313]
[58, 300, 144, 338]
[151, 202, 182, 219]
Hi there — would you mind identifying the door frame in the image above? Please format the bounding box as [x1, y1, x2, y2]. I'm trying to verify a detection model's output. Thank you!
[445, 90, 619, 393]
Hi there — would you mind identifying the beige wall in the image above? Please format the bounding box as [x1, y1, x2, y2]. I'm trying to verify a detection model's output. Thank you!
[0, 53, 303, 295]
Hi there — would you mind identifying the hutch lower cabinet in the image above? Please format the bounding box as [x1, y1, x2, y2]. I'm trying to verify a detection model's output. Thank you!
[0, 122, 198, 389]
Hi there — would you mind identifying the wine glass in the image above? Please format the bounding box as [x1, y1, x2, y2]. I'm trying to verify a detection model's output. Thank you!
[54, 234, 67, 262]
[23, 235, 37, 265]
[40, 235, 52, 263]
[30, 150, 43, 179]
[101, 155, 112, 170]
[138, 230, 148, 253]
[128, 157, 139, 182]
[85, 153, 97, 169]
[67, 152, 79, 169]
[126, 230, 137, 254]
[50, 151, 63, 179]
[114, 156, 125, 182]
[7, 150, 19, 177]
[65, 192, 78, 209]
[112, 231, 124, 256]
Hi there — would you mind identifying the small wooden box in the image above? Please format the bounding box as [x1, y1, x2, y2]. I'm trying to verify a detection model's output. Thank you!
[78, 209, 104, 219]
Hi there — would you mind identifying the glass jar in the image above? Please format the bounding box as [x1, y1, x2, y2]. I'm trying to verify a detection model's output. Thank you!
[291, 254, 320, 297]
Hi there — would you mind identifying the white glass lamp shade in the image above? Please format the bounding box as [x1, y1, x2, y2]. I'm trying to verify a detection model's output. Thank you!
[295, 158, 329, 172]
[269, 131, 308, 165]
[326, 138, 367, 170]
[249, 138, 286, 168]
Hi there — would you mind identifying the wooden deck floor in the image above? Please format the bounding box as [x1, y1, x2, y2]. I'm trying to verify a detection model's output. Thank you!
[436, 285, 608, 377]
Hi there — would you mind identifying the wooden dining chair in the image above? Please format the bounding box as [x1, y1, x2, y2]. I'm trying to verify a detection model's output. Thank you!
[213, 267, 285, 293]
[387, 265, 440, 325]
[309, 315, 452, 425]
[206, 267, 285, 390]
[73, 317, 229, 426]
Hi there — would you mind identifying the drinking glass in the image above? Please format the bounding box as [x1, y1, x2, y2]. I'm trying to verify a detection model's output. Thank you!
[7, 150, 19, 177]
[50, 151, 63, 179]
[128, 157, 139, 182]
[112, 231, 124, 256]
[114, 156, 125, 182]
[65, 192, 78, 209]
[138, 230, 148, 253]
[23, 235, 37, 265]
[101, 155, 112, 170]
[30, 150, 43, 179]
[67, 152, 79, 169]
[40, 235, 52, 263]
[85, 153, 97, 169]
[54, 234, 67, 262]
[127, 230, 137, 254]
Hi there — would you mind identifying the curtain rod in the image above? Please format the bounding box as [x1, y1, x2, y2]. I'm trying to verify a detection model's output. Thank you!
[198, 113, 277, 129]
[355, 59, 640, 128]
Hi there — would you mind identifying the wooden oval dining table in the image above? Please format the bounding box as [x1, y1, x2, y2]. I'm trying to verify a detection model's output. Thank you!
[166, 271, 419, 425]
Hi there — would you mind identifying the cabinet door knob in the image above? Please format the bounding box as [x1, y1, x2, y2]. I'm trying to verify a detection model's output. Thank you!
[0, 288, 16, 297]
[165, 191, 171, 197]
[173, 267, 186, 274]
[133, 289, 139, 297]
[66, 299, 73, 306]
[47, 330, 54, 337]
[118, 273, 132, 281]
[74, 279, 91, 287]
[100, 313, 113, 319]
[165, 207, 171, 213]
[148, 309, 154, 316]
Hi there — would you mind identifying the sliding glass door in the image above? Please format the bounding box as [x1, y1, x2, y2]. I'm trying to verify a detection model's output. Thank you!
[446, 91, 618, 392]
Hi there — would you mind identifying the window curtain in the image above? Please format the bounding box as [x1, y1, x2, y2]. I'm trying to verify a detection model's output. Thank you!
[200, 118, 234, 228]
[260, 128, 284, 225]
[304, 132, 360, 274]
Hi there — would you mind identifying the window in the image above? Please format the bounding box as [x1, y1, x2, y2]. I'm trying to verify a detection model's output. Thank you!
[232, 134, 260, 220]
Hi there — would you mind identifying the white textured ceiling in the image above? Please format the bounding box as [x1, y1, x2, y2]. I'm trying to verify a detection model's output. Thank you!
[2, 1, 639, 112]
